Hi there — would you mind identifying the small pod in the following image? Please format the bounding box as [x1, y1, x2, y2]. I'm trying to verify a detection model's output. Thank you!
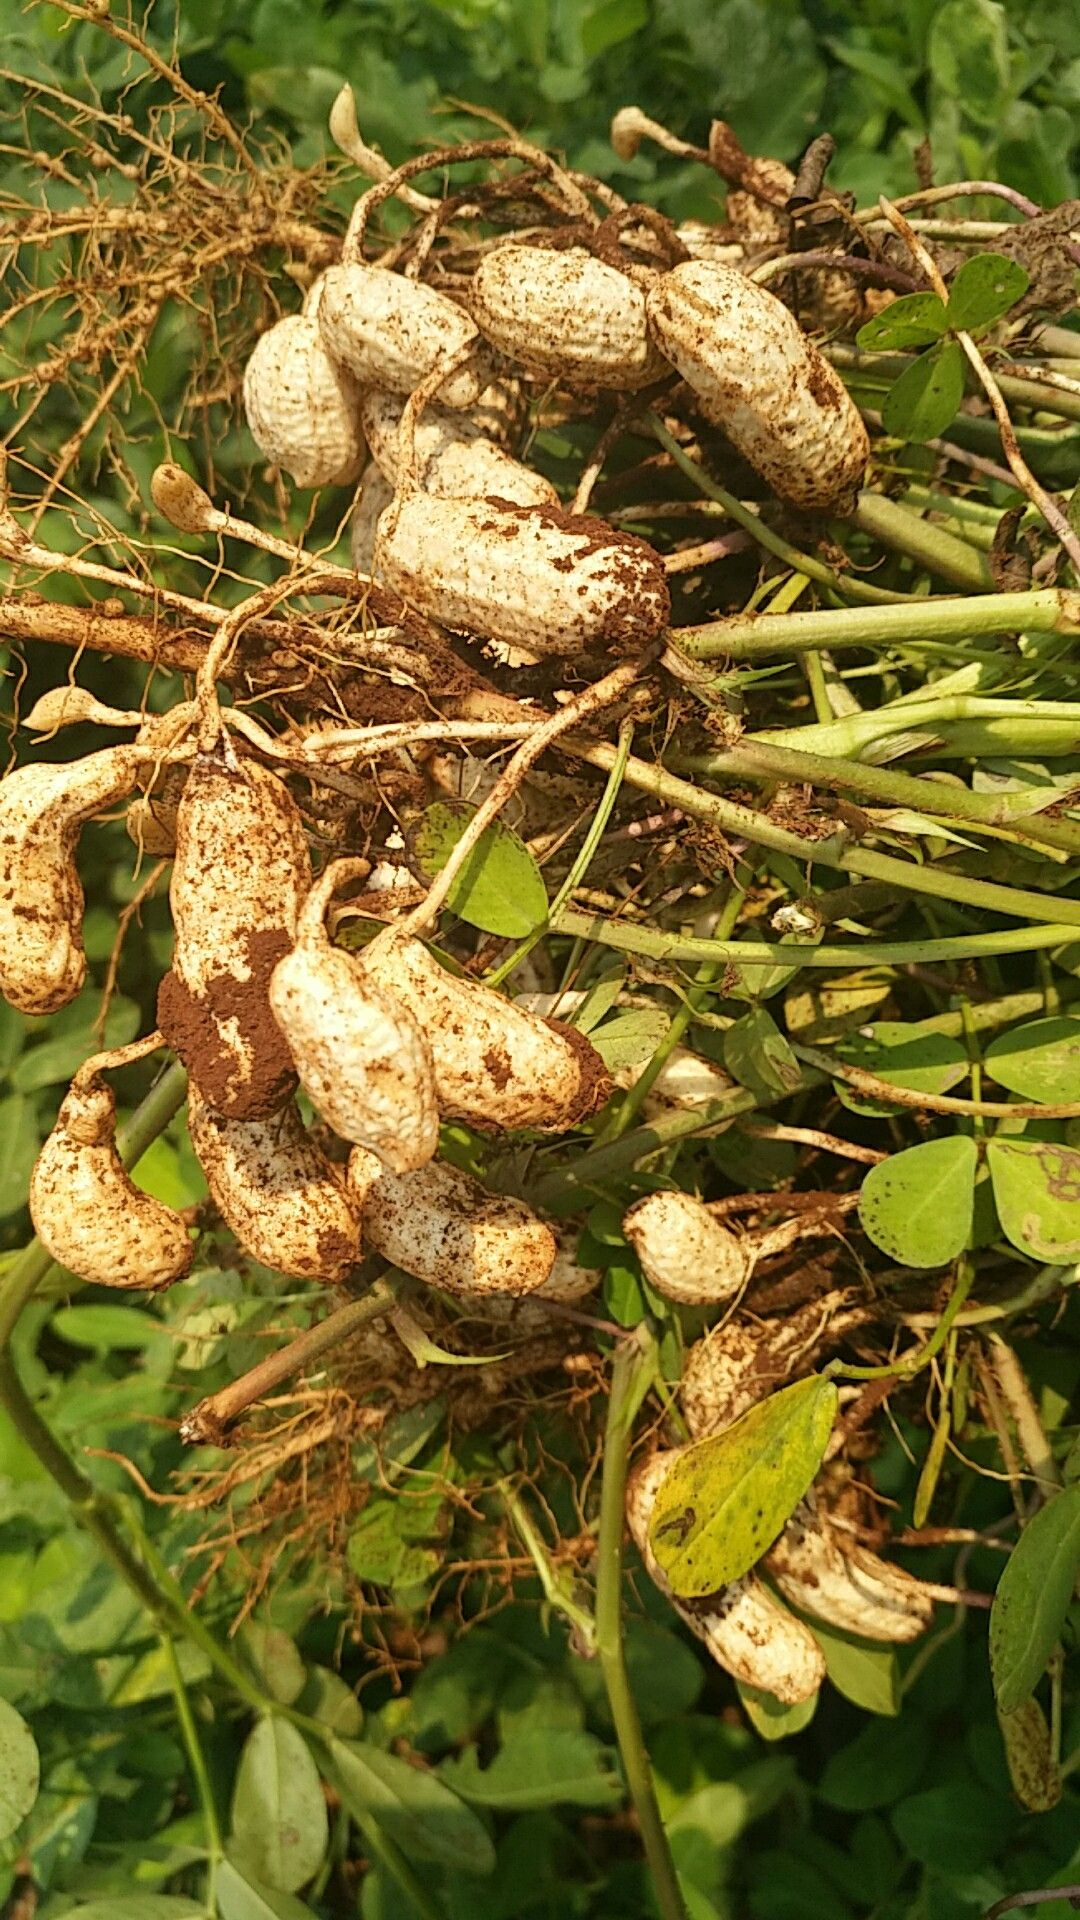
[348, 1148, 556, 1296]
[157, 752, 312, 1120]
[0, 743, 143, 1014]
[318, 263, 487, 410]
[627, 1452, 825, 1706]
[242, 283, 366, 490]
[30, 1056, 193, 1291]
[359, 390, 557, 508]
[23, 687, 145, 735]
[472, 246, 667, 391]
[764, 1497, 934, 1644]
[269, 864, 438, 1171]
[623, 1190, 752, 1306]
[360, 931, 611, 1131]
[350, 466, 394, 576]
[373, 494, 670, 657]
[188, 1087, 360, 1283]
[645, 261, 869, 513]
[681, 1292, 870, 1438]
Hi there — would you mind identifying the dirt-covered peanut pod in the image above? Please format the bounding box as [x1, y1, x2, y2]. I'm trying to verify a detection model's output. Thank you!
[359, 390, 557, 507]
[360, 931, 611, 1131]
[187, 1087, 360, 1283]
[157, 751, 311, 1120]
[645, 261, 870, 513]
[471, 245, 667, 391]
[348, 1149, 556, 1296]
[242, 279, 366, 490]
[318, 261, 488, 410]
[126, 766, 188, 860]
[681, 1293, 871, 1438]
[29, 1040, 193, 1291]
[627, 1452, 825, 1705]
[0, 743, 145, 1013]
[269, 860, 438, 1171]
[764, 1496, 934, 1643]
[373, 494, 670, 657]
[622, 1190, 752, 1305]
[350, 467, 395, 576]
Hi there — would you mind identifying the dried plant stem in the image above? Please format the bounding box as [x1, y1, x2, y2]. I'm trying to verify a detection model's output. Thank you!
[793, 1043, 1080, 1120]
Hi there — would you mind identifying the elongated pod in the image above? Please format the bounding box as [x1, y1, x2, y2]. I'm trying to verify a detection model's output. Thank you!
[360, 931, 611, 1131]
[270, 862, 438, 1171]
[359, 390, 557, 507]
[645, 261, 869, 513]
[188, 1087, 360, 1283]
[627, 1452, 825, 1705]
[349, 1148, 556, 1296]
[242, 280, 366, 489]
[0, 744, 144, 1013]
[373, 494, 670, 657]
[623, 1190, 752, 1305]
[764, 1496, 934, 1643]
[472, 247, 667, 390]
[157, 752, 311, 1119]
[318, 263, 487, 409]
[29, 1043, 193, 1290]
[681, 1293, 871, 1437]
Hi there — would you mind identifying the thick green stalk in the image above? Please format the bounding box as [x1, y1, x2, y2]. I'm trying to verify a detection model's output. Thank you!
[553, 908, 1080, 972]
[675, 587, 1080, 660]
[595, 1328, 687, 1920]
[757, 693, 1080, 759]
[852, 492, 992, 591]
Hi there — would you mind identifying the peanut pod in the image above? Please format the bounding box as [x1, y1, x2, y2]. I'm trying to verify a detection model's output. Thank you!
[188, 1086, 360, 1283]
[764, 1497, 934, 1643]
[242, 281, 366, 490]
[360, 931, 611, 1131]
[359, 389, 557, 507]
[681, 1293, 871, 1437]
[157, 751, 312, 1120]
[348, 1148, 556, 1296]
[623, 1190, 752, 1305]
[472, 246, 667, 390]
[318, 263, 487, 409]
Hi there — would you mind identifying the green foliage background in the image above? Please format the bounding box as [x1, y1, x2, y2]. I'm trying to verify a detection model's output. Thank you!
[0, 3, 1079, 1919]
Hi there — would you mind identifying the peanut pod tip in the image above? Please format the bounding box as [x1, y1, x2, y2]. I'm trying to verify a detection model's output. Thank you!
[349, 1148, 556, 1296]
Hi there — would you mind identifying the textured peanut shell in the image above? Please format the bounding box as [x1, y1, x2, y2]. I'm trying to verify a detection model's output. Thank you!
[360, 390, 556, 507]
[645, 261, 869, 513]
[627, 1453, 825, 1705]
[681, 1291, 866, 1438]
[474, 1228, 601, 1328]
[242, 311, 365, 490]
[188, 1088, 360, 1283]
[764, 1497, 933, 1643]
[373, 493, 670, 656]
[318, 263, 486, 409]
[30, 1077, 193, 1291]
[349, 1148, 556, 1296]
[0, 745, 142, 1014]
[360, 933, 611, 1131]
[472, 247, 667, 390]
[269, 932, 438, 1171]
[623, 1191, 751, 1305]
[157, 754, 312, 1120]
[350, 466, 394, 576]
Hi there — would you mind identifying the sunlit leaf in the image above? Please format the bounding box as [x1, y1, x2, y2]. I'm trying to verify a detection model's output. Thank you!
[859, 1135, 977, 1267]
[415, 804, 548, 937]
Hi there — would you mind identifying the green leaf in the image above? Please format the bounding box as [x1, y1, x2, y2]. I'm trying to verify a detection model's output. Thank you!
[986, 1138, 1080, 1261]
[295, 1667, 363, 1738]
[415, 804, 547, 938]
[326, 1735, 495, 1876]
[856, 292, 949, 352]
[589, 1007, 669, 1073]
[891, 1777, 1014, 1872]
[235, 1624, 306, 1706]
[0, 1699, 38, 1841]
[0, 1097, 41, 1220]
[216, 1857, 319, 1920]
[51, 1305, 168, 1352]
[11, 994, 138, 1091]
[580, 0, 648, 59]
[996, 1695, 1062, 1812]
[927, 0, 1010, 124]
[881, 340, 965, 442]
[984, 1016, 1080, 1104]
[818, 1715, 929, 1809]
[989, 1483, 1080, 1713]
[442, 1727, 621, 1810]
[230, 1718, 328, 1894]
[811, 1625, 900, 1717]
[722, 1007, 802, 1102]
[945, 252, 1031, 331]
[736, 1681, 818, 1742]
[66, 1904, 205, 1920]
[834, 1022, 968, 1117]
[858, 1135, 977, 1267]
[649, 1376, 839, 1597]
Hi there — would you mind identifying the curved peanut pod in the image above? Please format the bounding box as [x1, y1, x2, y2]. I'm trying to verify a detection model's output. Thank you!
[157, 753, 311, 1120]
[348, 1148, 556, 1296]
[373, 494, 670, 657]
[350, 466, 394, 576]
[318, 264, 487, 410]
[242, 306, 366, 490]
[0, 744, 143, 1014]
[30, 1068, 192, 1291]
[360, 932, 611, 1131]
[681, 1293, 868, 1438]
[472, 247, 667, 391]
[269, 876, 438, 1171]
[627, 1453, 824, 1706]
[24, 687, 145, 735]
[188, 1087, 360, 1283]
[645, 262, 869, 513]
[623, 1191, 752, 1306]
[764, 1497, 934, 1643]
[359, 390, 557, 507]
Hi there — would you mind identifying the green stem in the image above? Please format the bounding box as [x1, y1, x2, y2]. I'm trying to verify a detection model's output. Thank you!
[595, 1328, 687, 1920]
[162, 1631, 222, 1913]
[502, 1484, 597, 1650]
[353, 1816, 446, 1920]
[554, 908, 1080, 972]
[828, 1256, 976, 1382]
[851, 492, 992, 591]
[674, 586, 1080, 660]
